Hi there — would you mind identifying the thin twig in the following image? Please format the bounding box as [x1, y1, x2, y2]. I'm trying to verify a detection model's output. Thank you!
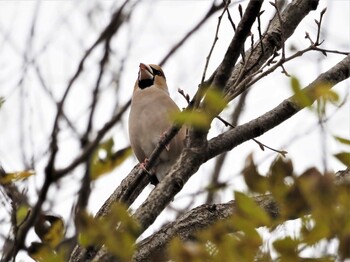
[55, 100, 131, 179]
[192, 0, 231, 109]
[271, 0, 285, 59]
[216, 116, 287, 156]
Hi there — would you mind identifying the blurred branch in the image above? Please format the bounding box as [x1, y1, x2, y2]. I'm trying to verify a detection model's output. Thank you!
[0, 165, 30, 261]
[46, 0, 130, 178]
[1, 2, 132, 261]
[34, 63, 80, 138]
[82, 1, 323, 260]
[70, 1, 350, 261]
[92, 52, 350, 262]
[132, 0, 264, 241]
[76, 32, 114, 214]
[134, 196, 270, 262]
[56, 100, 131, 179]
[18, 1, 41, 169]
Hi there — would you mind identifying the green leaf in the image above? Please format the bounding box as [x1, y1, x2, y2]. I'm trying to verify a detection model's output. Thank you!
[243, 154, 269, 194]
[234, 191, 271, 227]
[77, 203, 139, 261]
[169, 237, 209, 262]
[313, 82, 339, 103]
[28, 242, 62, 262]
[171, 110, 211, 129]
[290, 76, 312, 108]
[334, 152, 350, 167]
[231, 215, 262, 245]
[273, 236, 299, 257]
[172, 88, 227, 130]
[268, 157, 294, 192]
[203, 88, 228, 115]
[35, 215, 65, 249]
[301, 219, 330, 245]
[334, 136, 350, 146]
[90, 139, 132, 180]
[0, 170, 35, 184]
[16, 205, 30, 226]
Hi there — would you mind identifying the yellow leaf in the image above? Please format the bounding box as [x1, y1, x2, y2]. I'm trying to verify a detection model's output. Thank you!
[334, 136, 350, 146]
[171, 110, 211, 129]
[202, 87, 228, 115]
[234, 191, 271, 227]
[334, 152, 350, 167]
[243, 154, 269, 194]
[312, 82, 339, 103]
[171, 88, 227, 130]
[0, 170, 35, 184]
[301, 219, 330, 245]
[290, 76, 312, 108]
[90, 139, 132, 180]
[28, 242, 61, 262]
[77, 203, 139, 261]
[16, 205, 30, 226]
[273, 236, 299, 257]
[35, 215, 65, 249]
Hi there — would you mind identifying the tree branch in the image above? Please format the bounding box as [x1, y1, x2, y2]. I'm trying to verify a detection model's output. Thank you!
[211, 0, 263, 90]
[134, 168, 350, 261]
[207, 54, 350, 161]
[224, 0, 319, 98]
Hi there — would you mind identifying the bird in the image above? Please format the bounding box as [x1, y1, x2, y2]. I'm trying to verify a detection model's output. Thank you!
[128, 63, 186, 185]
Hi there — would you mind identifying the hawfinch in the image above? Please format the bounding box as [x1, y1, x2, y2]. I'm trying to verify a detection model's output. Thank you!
[128, 63, 186, 185]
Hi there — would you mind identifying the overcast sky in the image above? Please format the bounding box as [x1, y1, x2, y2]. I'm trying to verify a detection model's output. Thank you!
[0, 1, 349, 260]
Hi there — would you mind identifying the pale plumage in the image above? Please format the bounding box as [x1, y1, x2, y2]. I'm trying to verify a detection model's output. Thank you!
[128, 63, 186, 184]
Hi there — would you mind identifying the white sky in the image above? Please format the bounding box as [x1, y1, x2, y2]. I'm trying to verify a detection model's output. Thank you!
[0, 0, 349, 261]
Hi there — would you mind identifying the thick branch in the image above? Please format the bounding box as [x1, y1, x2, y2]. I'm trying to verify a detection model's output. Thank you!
[132, 0, 339, 240]
[134, 168, 350, 261]
[207, 54, 350, 161]
[127, 54, 350, 257]
[224, 0, 319, 96]
[212, 0, 263, 89]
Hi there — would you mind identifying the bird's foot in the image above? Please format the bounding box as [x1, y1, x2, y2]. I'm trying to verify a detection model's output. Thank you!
[139, 160, 159, 186]
[148, 174, 159, 186]
[139, 158, 149, 171]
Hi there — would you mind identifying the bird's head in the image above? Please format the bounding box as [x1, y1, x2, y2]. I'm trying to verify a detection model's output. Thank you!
[136, 63, 168, 93]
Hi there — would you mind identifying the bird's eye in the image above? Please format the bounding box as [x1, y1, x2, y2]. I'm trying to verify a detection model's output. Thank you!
[151, 67, 162, 76]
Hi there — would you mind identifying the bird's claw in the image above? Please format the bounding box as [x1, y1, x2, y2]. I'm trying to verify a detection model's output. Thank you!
[139, 160, 159, 186]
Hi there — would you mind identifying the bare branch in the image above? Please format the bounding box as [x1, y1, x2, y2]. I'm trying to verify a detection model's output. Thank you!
[224, 0, 319, 97]
[207, 54, 350, 161]
[56, 100, 131, 179]
[211, 0, 263, 91]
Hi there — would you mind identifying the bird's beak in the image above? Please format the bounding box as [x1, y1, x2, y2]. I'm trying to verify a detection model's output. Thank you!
[138, 63, 153, 81]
